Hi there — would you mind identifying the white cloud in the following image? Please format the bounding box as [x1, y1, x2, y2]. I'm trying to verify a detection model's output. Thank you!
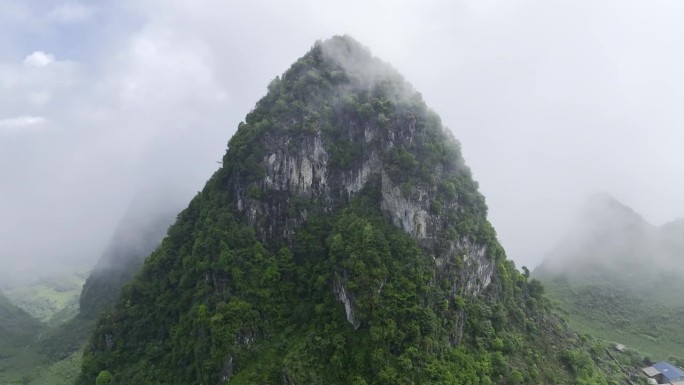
[23, 51, 55, 67]
[28, 91, 51, 106]
[47, 2, 93, 24]
[0, 115, 47, 131]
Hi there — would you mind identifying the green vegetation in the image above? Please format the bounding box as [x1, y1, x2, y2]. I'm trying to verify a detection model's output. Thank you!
[0, 274, 87, 385]
[79, 185, 610, 384]
[3, 272, 84, 325]
[543, 276, 684, 361]
[536, 195, 684, 362]
[76, 36, 612, 384]
[0, 204, 171, 384]
[0, 293, 44, 384]
[30, 350, 83, 385]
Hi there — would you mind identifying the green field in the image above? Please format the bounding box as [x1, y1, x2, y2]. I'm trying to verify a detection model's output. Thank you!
[0, 347, 83, 385]
[543, 276, 684, 362]
[3, 273, 85, 325]
[0, 272, 87, 384]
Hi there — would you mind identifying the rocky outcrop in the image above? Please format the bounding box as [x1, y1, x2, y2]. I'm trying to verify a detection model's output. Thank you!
[226, 38, 495, 317]
[234, 125, 494, 299]
[332, 278, 360, 330]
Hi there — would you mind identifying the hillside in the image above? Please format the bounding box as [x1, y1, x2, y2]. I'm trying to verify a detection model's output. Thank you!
[40, 194, 177, 361]
[78, 36, 616, 385]
[79, 196, 177, 320]
[0, 195, 175, 385]
[0, 292, 45, 384]
[3, 272, 85, 325]
[535, 194, 684, 360]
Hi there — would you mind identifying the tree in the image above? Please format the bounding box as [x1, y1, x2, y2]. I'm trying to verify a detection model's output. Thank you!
[96, 370, 114, 385]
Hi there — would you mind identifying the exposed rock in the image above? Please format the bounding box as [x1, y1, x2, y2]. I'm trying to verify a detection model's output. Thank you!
[217, 357, 234, 385]
[333, 277, 360, 330]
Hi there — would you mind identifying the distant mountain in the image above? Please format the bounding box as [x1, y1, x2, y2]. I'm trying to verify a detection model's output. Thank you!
[0, 292, 42, 347]
[2, 272, 84, 325]
[0, 292, 45, 383]
[535, 193, 656, 281]
[79, 194, 177, 319]
[535, 194, 684, 359]
[41, 192, 178, 360]
[76, 36, 615, 385]
[0, 193, 178, 385]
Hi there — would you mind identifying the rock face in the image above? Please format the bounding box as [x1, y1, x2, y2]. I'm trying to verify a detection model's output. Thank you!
[227, 36, 494, 300]
[78, 36, 598, 385]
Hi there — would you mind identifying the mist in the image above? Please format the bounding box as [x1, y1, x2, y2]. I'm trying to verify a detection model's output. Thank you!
[536, 192, 684, 281]
[2, 1, 684, 282]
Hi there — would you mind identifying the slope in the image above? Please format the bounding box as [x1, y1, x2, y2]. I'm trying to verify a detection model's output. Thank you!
[0, 292, 45, 383]
[0, 194, 176, 385]
[40, 192, 177, 360]
[79, 36, 615, 385]
[3, 272, 85, 325]
[535, 194, 684, 360]
[79, 193, 177, 320]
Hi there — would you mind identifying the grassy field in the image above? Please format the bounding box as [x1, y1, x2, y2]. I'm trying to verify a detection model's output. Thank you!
[31, 350, 83, 385]
[543, 278, 684, 362]
[0, 272, 87, 384]
[4, 273, 85, 325]
[0, 347, 83, 385]
[0, 348, 47, 385]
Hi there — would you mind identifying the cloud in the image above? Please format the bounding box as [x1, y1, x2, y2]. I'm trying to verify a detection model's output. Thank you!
[0, 115, 47, 132]
[23, 51, 55, 67]
[47, 2, 93, 24]
[28, 91, 51, 106]
[0, 3, 230, 282]
[2, 0, 684, 283]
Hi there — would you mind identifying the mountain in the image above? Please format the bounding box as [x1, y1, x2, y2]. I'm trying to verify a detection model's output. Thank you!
[535, 193, 657, 282]
[2, 272, 85, 326]
[0, 292, 42, 350]
[0, 292, 45, 383]
[0, 193, 177, 385]
[79, 192, 178, 319]
[535, 194, 684, 360]
[78, 36, 613, 385]
[40, 193, 177, 360]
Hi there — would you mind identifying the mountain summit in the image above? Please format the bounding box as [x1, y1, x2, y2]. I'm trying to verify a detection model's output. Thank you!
[78, 36, 610, 385]
[535, 193, 655, 278]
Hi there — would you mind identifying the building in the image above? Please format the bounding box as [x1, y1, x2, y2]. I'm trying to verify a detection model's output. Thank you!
[642, 362, 684, 384]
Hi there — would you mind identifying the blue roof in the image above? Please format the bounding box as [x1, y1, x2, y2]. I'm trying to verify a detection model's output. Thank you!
[653, 362, 684, 381]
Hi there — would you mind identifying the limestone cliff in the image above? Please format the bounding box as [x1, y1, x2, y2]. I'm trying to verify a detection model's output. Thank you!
[226, 36, 495, 305]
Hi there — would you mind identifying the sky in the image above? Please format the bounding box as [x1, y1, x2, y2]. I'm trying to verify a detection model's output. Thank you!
[2, 0, 684, 280]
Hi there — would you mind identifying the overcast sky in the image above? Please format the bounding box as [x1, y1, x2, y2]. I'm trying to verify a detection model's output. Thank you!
[2, 0, 684, 279]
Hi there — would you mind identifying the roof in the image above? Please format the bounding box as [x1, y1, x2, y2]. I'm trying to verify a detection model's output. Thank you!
[643, 366, 661, 377]
[653, 362, 684, 381]
[670, 380, 684, 385]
